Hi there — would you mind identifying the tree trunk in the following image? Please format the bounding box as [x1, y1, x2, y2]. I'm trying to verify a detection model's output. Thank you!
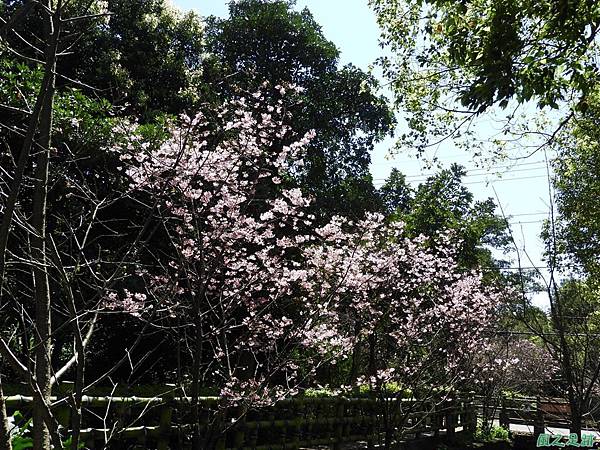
[382, 402, 392, 450]
[0, 376, 12, 450]
[190, 294, 203, 450]
[368, 333, 377, 378]
[348, 324, 361, 385]
[569, 399, 582, 437]
[0, 3, 59, 447]
[31, 4, 59, 449]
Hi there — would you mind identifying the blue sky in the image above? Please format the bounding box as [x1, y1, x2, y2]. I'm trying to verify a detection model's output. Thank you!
[174, 0, 553, 307]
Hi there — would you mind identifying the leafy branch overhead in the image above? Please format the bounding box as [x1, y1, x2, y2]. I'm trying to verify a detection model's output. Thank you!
[370, 0, 600, 155]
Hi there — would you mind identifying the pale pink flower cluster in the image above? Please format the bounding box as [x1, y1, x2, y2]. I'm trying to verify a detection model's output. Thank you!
[103, 290, 146, 317]
[356, 368, 397, 387]
[106, 85, 503, 403]
[301, 213, 501, 386]
[220, 377, 296, 408]
[473, 338, 557, 392]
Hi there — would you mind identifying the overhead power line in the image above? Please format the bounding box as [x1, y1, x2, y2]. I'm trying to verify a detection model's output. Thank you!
[480, 266, 550, 271]
[402, 164, 548, 180]
[486, 330, 600, 337]
[372, 158, 548, 171]
[509, 220, 546, 225]
[372, 162, 549, 182]
[510, 212, 549, 218]
[373, 174, 549, 187]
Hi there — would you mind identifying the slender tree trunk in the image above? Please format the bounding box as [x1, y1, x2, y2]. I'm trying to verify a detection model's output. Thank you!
[553, 303, 581, 436]
[55, 281, 85, 450]
[0, 376, 12, 450]
[66, 309, 85, 450]
[368, 333, 377, 378]
[189, 229, 206, 450]
[569, 397, 582, 437]
[190, 298, 204, 450]
[382, 399, 392, 450]
[0, 1, 60, 448]
[0, 44, 52, 450]
[348, 324, 361, 385]
[31, 4, 59, 449]
[1, 3, 64, 448]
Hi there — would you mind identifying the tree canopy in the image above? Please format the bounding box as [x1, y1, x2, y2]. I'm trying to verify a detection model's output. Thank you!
[370, 0, 600, 154]
[551, 90, 600, 278]
[204, 0, 395, 218]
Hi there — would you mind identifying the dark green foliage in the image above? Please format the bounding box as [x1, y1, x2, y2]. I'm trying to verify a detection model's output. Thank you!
[10, 411, 33, 450]
[204, 0, 339, 85]
[2, 0, 205, 120]
[7, 410, 83, 450]
[204, 0, 395, 219]
[378, 168, 412, 215]
[382, 164, 511, 272]
[68, 0, 204, 119]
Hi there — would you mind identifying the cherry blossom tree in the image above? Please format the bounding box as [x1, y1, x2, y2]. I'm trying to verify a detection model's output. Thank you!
[473, 337, 557, 433]
[111, 85, 347, 447]
[112, 84, 503, 448]
[302, 214, 502, 447]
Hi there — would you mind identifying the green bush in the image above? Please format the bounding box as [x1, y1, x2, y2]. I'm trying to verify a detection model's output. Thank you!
[302, 383, 415, 398]
[9, 411, 32, 450]
[9, 411, 83, 449]
[303, 387, 337, 398]
[474, 424, 510, 442]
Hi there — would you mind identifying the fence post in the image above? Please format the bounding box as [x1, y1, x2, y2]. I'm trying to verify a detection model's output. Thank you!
[305, 399, 314, 447]
[534, 396, 545, 437]
[466, 393, 477, 434]
[414, 402, 422, 439]
[367, 414, 375, 449]
[233, 406, 246, 449]
[445, 399, 455, 441]
[333, 398, 345, 450]
[214, 406, 227, 450]
[289, 399, 302, 450]
[432, 400, 441, 437]
[55, 382, 73, 430]
[157, 400, 173, 450]
[86, 429, 96, 449]
[135, 427, 148, 449]
[499, 396, 510, 430]
[55, 404, 71, 430]
[366, 399, 376, 450]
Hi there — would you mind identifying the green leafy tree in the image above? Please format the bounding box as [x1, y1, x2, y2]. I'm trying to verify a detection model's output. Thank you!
[2, 0, 205, 120]
[70, 0, 205, 119]
[370, 0, 600, 155]
[538, 278, 600, 436]
[204, 0, 395, 218]
[378, 168, 413, 215]
[551, 90, 600, 278]
[383, 164, 511, 273]
[539, 96, 600, 435]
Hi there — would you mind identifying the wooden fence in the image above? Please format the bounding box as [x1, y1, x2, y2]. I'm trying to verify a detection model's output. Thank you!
[475, 395, 597, 434]
[4, 394, 477, 449]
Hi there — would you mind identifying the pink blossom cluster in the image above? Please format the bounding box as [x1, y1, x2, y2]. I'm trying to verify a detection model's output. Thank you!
[220, 376, 297, 408]
[104, 290, 147, 317]
[301, 213, 502, 386]
[107, 85, 503, 402]
[473, 338, 557, 393]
